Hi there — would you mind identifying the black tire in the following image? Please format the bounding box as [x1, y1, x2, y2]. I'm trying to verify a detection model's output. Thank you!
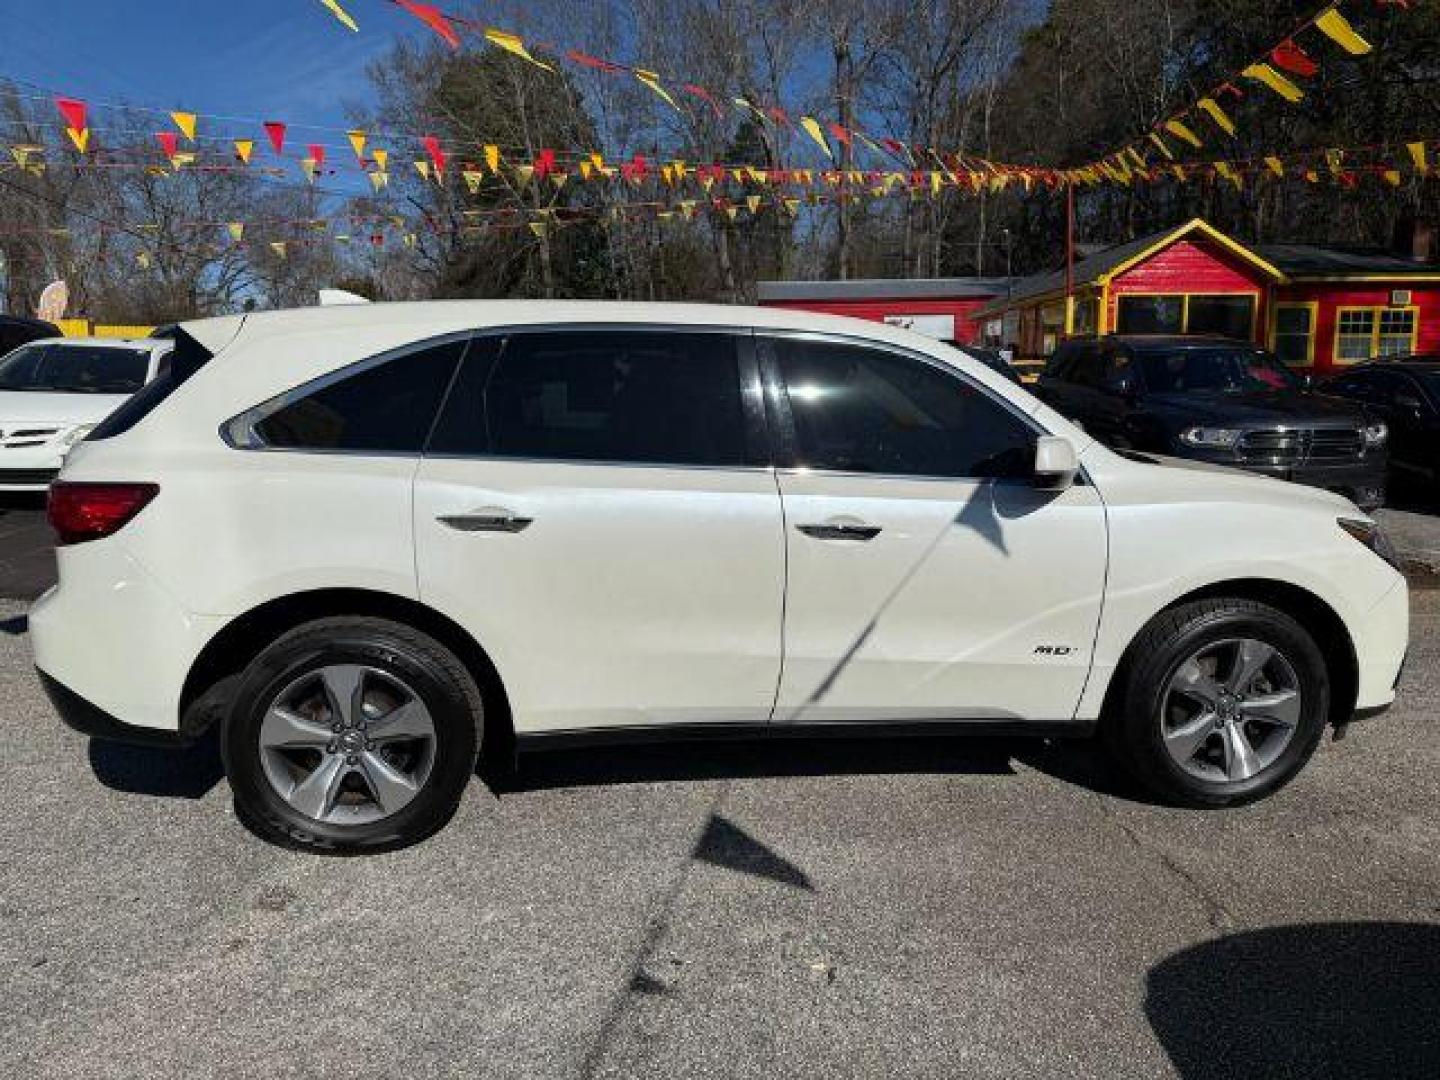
[1103, 599, 1331, 808]
[222, 616, 483, 853]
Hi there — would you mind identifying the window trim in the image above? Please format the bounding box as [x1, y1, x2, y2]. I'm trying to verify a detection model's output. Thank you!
[755, 328, 1056, 484]
[1270, 301, 1319, 367]
[421, 323, 772, 473]
[1331, 305, 1419, 365]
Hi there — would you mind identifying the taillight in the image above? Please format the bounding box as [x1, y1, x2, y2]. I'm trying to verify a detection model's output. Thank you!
[47, 482, 159, 546]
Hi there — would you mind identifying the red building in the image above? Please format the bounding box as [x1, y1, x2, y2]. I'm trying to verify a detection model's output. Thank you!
[974, 218, 1440, 375]
[755, 277, 1012, 345]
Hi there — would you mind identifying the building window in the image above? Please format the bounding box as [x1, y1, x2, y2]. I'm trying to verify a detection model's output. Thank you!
[1273, 303, 1317, 367]
[1070, 297, 1098, 336]
[1115, 294, 1256, 338]
[1040, 302, 1065, 355]
[1334, 306, 1419, 363]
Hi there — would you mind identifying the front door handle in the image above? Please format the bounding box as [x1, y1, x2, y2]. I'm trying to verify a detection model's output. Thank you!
[438, 513, 534, 534]
[797, 523, 882, 542]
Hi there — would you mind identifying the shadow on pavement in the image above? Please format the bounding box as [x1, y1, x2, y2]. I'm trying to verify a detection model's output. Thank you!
[1146, 922, 1440, 1080]
[87, 729, 225, 800]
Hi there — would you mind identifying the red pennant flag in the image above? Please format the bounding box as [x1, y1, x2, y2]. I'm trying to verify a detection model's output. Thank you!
[567, 50, 625, 73]
[534, 148, 557, 179]
[683, 84, 724, 118]
[421, 135, 447, 175]
[307, 143, 326, 167]
[396, 0, 459, 48]
[55, 96, 87, 132]
[767, 107, 792, 127]
[828, 123, 853, 146]
[1271, 39, 1318, 78]
[155, 131, 179, 160]
[264, 121, 287, 155]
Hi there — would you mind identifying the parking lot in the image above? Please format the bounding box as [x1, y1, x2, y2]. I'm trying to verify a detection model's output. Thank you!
[1, 499, 1437, 1079]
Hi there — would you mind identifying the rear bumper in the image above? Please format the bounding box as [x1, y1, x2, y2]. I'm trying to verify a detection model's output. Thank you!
[38, 668, 198, 746]
[0, 467, 59, 491]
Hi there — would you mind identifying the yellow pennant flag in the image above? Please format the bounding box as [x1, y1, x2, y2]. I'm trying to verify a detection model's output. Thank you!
[1196, 97, 1236, 137]
[1214, 161, 1242, 190]
[484, 28, 554, 71]
[1384, 169, 1402, 187]
[270, 242, 287, 259]
[634, 70, 680, 111]
[171, 111, 197, 141]
[227, 222, 244, 242]
[679, 200, 697, 220]
[66, 127, 90, 154]
[484, 145, 500, 174]
[462, 168, 483, 194]
[173, 151, 196, 168]
[368, 171, 389, 192]
[347, 129, 367, 161]
[579, 161, 593, 180]
[1326, 149, 1344, 175]
[1125, 147, 1147, 170]
[1147, 132, 1174, 161]
[136, 252, 151, 269]
[783, 197, 800, 216]
[745, 194, 761, 214]
[233, 139, 254, 164]
[799, 117, 834, 159]
[551, 172, 567, 189]
[301, 157, 318, 183]
[372, 148, 389, 171]
[414, 160, 431, 181]
[513, 164, 535, 186]
[723, 205, 738, 221]
[528, 221, 548, 238]
[1314, 8, 1371, 56]
[1407, 142, 1428, 176]
[1243, 63, 1304, 103]
[1265, 156, 1285, 178]
[1164, 119, 1203, 149]
[319, 0, 358, 31]
[1171, 164, 1188, 182]
[930, 171, 943, 195]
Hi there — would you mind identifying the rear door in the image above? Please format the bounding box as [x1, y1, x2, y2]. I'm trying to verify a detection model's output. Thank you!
[412, 327, 786, 735]
[762, 333, 1108, 726]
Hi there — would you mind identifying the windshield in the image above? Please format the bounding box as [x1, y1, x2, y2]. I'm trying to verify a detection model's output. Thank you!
[0, 343, 151, 393]
[1137, 347, 1301, 394]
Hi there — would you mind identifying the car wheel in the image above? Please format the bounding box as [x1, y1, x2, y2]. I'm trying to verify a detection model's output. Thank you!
[222, 616, 483, 853]
[1105, 599, 1330, 807]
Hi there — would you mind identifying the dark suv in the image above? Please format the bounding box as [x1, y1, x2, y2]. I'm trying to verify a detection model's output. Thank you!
[1035, 335, 1388, 509]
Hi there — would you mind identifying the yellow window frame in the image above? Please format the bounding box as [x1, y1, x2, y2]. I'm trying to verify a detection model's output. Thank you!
[1270, 301, 1319, 367]
[1331, 305, 1420, 364]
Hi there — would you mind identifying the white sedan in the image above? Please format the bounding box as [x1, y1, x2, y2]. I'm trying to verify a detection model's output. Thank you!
[0, 336, 173, 491]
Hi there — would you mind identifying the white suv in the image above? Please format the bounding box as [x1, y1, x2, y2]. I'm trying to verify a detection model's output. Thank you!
[30, 303, 1409, 852]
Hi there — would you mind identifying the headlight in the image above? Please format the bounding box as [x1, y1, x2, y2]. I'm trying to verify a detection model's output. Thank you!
[1363, 421, 1389, 448]
[1338, 517, 1402, 569]
[1179, 426, 1242, 449]
[60, 425, 95, 453]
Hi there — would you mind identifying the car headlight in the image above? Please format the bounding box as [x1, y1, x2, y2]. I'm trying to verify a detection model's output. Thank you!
[1338, 517, 1402, 569]
[1363, 421, 1389, 448]
[1179, 426, 1242, 449]
[59, 424, 95, 453]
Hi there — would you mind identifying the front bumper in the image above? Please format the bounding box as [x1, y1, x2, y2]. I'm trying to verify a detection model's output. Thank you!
[1177, 448, 1387, 508]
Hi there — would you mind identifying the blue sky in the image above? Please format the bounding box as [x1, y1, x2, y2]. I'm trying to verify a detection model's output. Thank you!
[0, 0, 417, 131]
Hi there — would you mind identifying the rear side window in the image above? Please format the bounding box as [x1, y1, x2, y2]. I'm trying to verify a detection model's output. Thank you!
[230, 337, 467, 453]
[429, 330, 752, 467]
[772, 338, 1035, 479]
[90, 331, 209, 440]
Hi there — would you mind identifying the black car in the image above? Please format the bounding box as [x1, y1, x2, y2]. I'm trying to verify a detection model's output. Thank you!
[1323, 359, 1440, 493]
[949, 342, 1022, 384]
[1035, 335, 1388, 509]
[0, 314, 60, 358]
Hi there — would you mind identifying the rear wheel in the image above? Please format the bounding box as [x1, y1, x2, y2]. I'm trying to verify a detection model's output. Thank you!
[222, 617, 483, 853]
[1105, 599, 1330, 807]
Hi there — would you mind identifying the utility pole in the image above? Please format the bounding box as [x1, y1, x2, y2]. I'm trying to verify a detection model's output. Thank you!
[1064, 183, 1075, 335]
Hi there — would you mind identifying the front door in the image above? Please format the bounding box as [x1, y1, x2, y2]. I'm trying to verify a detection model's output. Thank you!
[763, 334, 1108, 726]
[413, 328, 785, 734]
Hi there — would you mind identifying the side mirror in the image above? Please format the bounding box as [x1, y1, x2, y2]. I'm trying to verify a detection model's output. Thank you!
[1034, 436, 1078, 491]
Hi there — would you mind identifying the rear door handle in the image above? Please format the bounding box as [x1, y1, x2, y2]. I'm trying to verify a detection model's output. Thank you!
[437, 513, 534, 534]
[797, 523, 882, 542]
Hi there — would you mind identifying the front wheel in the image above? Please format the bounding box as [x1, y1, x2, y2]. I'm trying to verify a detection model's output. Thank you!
[1104, 599, 1331, 807]
[222, 617, 483, 853]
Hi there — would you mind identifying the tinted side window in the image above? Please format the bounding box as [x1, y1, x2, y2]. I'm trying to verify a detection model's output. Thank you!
[432, 331, 750, 467]
[247, 338, 466, 452]
[773, 338, 1035, 479]
[91, 329, 213, 441]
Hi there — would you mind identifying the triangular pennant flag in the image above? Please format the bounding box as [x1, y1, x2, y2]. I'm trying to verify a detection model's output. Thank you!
[484, 28, 553, 70]
[369, 171, 389, 191]
[55, 97, 87, 132]
[319, 0, 358, 31]
[397, 0, 459, 48]
[301, 157, 318, 183]
[1242, 63, 1304, 103]
[1147, 132, 1175, 161]
[307, 143, 326, 168]
[550, 172, 567, 189]
[173, 151, 195, 168]
[1326, 148, 1344, 175]
[234, 139, 254, 164]
[462, 168, 483, 194]
[1271, 39, 1318, 77]
[372, 148, 389, 171]
[1196, 97, 1236, 137]
[745, 194, 762, 214]
[799, 117, 833, 159]
[1384, 169, 1402, 188]
[1314, 8, 1371, 56]
[484, 145, 501, 174]
[421, 135, 447, 176]
[170, 111, 197, 142]
[1214, 161, 1242, 190]
[136, 252, 151, 269]
[634, 69, 681, 111]
[347, 129, 367, 161]
[227, 222, 244, 242]
[156, 131, 179, 160]
[263, 122, 287, 155]
[579, 161, 593, 180]
[65, 127, 90, 154]
[528, 221, 548, 238]
[1408, 142, 1428, 176]
[1164, 118, 1203, 149]
[783, 197, 800, 216]
[414, 160, 431, 181]
[1265, 156, 1285, 178]
[514, 164, 535, 185]
[269, 242, 287, 260]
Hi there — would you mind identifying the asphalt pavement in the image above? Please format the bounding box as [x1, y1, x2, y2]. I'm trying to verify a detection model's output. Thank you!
[1, 498, 1437, 1077]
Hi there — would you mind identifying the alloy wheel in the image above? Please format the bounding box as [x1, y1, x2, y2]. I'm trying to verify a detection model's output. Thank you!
[257, 664, 437, 825]
[1159, 638, 1303, 785]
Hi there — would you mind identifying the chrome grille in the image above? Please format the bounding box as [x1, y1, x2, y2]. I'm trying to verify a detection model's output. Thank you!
[1236, 427, 1364, 465]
